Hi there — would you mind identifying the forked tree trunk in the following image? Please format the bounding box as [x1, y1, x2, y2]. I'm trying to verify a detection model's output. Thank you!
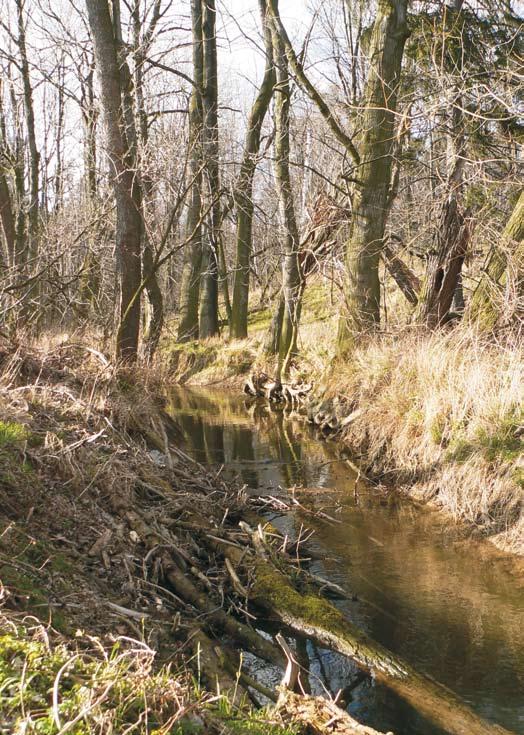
[415, 0, 470, 328]
[270, 3, 302, 379]
[415, 197, 472, 326]
[86, 0, 142, 362]
[337, 0, 409, 352]
[177, 0, 204, 343]
[230, 0, 275, 339]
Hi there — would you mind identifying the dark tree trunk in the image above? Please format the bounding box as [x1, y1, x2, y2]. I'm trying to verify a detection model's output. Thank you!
[415, 198, 472, 327]
[199, 0, 220, 338]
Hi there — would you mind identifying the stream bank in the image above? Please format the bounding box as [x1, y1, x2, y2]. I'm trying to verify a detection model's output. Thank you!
[163, 324, 524, 557]
[0, 338, 520, 735]
[168, 386, 524, 735]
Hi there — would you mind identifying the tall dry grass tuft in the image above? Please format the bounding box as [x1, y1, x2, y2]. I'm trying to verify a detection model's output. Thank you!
[319, 326, 523, 553]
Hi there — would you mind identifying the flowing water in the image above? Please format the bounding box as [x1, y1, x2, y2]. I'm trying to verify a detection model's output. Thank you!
[167, 386, 524, 735]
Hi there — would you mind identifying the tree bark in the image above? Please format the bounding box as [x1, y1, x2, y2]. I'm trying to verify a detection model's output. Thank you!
[0, 164, 16, 265]
[337, 0, 409, 352]
[270, 3, 302, 379]
[230, 0, 275, 339]
[199, 0, 220, 339]
[414, 197, 472, 326]
[86, 0, 142, 362]
[467, 188, 524, 329]
[177, 0, 204, 343]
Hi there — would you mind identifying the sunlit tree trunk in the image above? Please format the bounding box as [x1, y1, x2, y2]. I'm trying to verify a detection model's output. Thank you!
[132, 0, 164, 359]
[15, 0, 39, 261]
[177, 0, 204, 343]
[337, 0, 409, 352]
[415, 0, 469, 327]
[230, 0, 275, 339]
[467, 189, 524, 330]
[270, 5, 302, 379]
[86, 0, 142, 362]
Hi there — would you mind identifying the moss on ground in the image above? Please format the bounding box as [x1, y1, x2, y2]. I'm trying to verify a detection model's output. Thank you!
[0, 421, 30, 447]
[0, 622, 298, 735]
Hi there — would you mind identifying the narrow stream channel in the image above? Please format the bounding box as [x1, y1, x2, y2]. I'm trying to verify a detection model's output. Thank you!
[167, 386, 524, 735]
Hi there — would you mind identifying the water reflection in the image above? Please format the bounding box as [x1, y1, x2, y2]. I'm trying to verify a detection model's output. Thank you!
[168, 386, 524, 735]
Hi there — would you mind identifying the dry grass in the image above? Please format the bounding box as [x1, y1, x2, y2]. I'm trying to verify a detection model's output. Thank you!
[319, 327, 523, 553]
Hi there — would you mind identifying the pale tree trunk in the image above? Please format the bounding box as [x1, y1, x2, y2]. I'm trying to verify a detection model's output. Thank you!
[270, 5, 302, 380]
[199, 0, 220, 338]
[78, 53, 101, 320]
[337, 0, 409, 352]
[132, 0, 164, 359]
[86, 0, 142, 362]
[177, 0, 204, 343]
[467, 188, 524, 329]
[15, 0, 39, 261]
[8, 77, 27, 269]
[230, 0, 275, 339]
[53, 57, 65, 213]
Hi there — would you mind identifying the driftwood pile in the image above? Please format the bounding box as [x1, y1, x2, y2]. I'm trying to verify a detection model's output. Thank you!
[244, 371, 358, 436]
[244, 371, 313, 405]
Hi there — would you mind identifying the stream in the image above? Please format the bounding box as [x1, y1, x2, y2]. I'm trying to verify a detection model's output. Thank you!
[167, 386, 524, 735]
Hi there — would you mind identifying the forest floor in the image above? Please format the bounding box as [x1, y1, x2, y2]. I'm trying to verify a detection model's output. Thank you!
[0, 335, 393, 735]
[162, 283, 524, 558]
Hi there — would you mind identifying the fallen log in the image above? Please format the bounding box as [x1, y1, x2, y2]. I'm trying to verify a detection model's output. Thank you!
[210, 528, 515, 735]
[276, 689, 391, 735]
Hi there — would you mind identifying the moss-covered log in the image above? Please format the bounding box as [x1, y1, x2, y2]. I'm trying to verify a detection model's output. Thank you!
[208, 532, 514, 735]
[251, 561, 513, 735]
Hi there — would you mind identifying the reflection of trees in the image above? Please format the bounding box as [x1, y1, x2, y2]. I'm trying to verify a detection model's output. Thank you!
[168, 386, 524, 731]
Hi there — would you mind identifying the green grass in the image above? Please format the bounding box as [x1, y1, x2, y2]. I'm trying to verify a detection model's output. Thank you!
[447, 412, 523, 464]
[0, 623, 298, 735]
[0, 421, 30, 447]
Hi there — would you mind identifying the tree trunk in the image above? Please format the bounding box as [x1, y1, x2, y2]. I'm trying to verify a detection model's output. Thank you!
[270, 4, 302, 379]
[177, 0, 204, 343]
[383, 243, 420, 306]
[16, 0, 40, 261]
[337, 0, 409, 352]
[199, 0, 220, 339]
[467, 188, 524, 329]
[132, 0, 164, 360]
[0, 166, 16, 265]
[415, 1, 469, 328]
[230, 0, 275, 339]
[414, 197, 471, 326]
[86, 0, 142, 362]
